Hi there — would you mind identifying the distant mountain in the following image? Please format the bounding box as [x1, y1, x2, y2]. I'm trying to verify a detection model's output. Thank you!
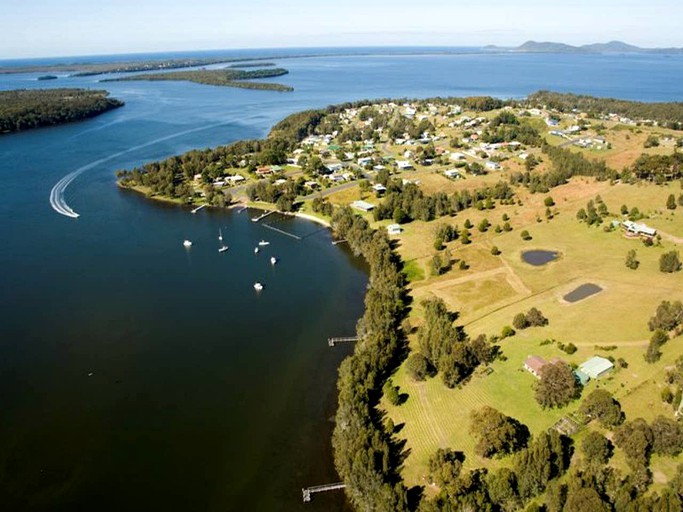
[510, 40, 683, 54]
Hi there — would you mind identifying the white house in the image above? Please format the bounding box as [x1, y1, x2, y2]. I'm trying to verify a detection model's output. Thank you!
[622, 220, 656, 237]
[485, 161, 502, 171]
[443, 169, 461, 179]
[387, 224, 403, 235]
[372, 183, 387, 194]
[396, 160, 414, 170]
[449, 152, 466, 161]
[351, 200, 375, 212]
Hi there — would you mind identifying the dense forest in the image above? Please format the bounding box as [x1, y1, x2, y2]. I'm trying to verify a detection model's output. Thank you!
[0, 88, 124, 134]
[527, 91, 683, 129]
[104, 68, 293, 91]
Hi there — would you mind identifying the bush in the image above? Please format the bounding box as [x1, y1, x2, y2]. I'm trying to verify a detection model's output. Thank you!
[526, 307, 549, 327]
[513, 313, 529, 330]
[544, 197, 555, 207]
[625, 249, 639, 270]
[491, 246, 501, 255]
[660, 250, 682, 273]
[383, 379, 401, 406]
[406, 353, 431, 381]
[520, 230, 532, 241]
[501, 325, 516, 339]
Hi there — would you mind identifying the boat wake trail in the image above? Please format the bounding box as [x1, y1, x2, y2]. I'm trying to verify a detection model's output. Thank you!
[49, 122, 230, 219]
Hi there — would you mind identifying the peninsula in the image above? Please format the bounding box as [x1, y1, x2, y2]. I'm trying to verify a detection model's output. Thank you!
[118, 92, 683, 511]
[0, 88, 124, 134]
[103, 68, 293, 91]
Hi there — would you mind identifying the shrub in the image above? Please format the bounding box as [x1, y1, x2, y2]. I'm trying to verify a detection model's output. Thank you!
[625, 249, 639, 270]
[513, 313, 529, 330]
[491, 246, 501, 255]
[406, 353, 431, 381]
[520, 230, 532, 241]
[501, 325, 516, 339]
[526, 307, 548, 327]
[660, 250, 682, 273]
[544, 197, 555, 207]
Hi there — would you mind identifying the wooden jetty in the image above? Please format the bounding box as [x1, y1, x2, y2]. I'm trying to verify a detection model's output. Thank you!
[191, 204, 207, 214]
[331, 239, 347, 246]
[302, 482, 346, 502]
[251, 210, 275, 223]
[328, 336, 359, 347]
[263, 223, 302, 240]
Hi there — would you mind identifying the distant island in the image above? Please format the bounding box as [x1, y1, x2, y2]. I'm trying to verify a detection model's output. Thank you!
[0, 88, 124, 134]
[492, 40, 683, 54]
[103, 68, 293, 92]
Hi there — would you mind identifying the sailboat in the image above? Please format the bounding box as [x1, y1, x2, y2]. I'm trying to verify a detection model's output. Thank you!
[270, 256, 277, 265]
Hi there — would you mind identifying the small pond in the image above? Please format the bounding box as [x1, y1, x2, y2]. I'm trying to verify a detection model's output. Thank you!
[522, 250, 559, 266]
[563, 283, 603, 303]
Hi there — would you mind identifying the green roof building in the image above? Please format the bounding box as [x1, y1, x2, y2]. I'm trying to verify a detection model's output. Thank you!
[579, 356, 614, 380]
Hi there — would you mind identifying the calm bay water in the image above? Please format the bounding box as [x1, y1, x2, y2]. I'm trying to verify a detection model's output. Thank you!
[1, 48, 682, 511]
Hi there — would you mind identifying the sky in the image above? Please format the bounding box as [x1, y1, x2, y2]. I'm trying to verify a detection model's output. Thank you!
[2, 0, 683, 59]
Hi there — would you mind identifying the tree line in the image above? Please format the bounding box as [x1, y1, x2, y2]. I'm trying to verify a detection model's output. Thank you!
[527, 90, 683, 130]
[0, 88, 124, 134]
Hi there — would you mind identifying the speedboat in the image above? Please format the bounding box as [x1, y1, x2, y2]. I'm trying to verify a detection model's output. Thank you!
[218, 245, 229, 253]
[270, 257, 277, 265]
[258, 240, 270, 246]
[218, 228, 223, 242]
[254, 247, 259, 254]
[253, 282, 264, 291]
[183, 240, 192, 247]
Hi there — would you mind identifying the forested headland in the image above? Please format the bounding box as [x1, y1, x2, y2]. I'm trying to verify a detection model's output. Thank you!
[0, 88, 124, 134]
[103, 68, 293, 91]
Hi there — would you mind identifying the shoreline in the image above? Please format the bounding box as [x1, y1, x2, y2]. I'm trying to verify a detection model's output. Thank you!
[119, 182, 332, 228]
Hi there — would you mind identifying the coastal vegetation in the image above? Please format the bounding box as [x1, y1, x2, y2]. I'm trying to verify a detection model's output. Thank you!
[528, 90, 683, 130]
[0, 88, 123, 134]
[104, 68, 293, 91]
[116, 92, 683, 510]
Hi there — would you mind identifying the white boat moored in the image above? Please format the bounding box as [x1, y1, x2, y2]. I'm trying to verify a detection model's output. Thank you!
[258, 240, 270, 246]
[270, 257, 277, 265]
[183, 240, 192, 247]
[218, 245, 229, 253]
[254, 247, 259, 254]
[253, 282, 264, 291]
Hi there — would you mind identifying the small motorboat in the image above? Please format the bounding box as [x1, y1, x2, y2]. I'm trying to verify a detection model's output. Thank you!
[254, 247, 259, 254]
[218, 228, 223, 242]
[183, 240, 192, 247]
[253, 282, 264, 291]
[270, 257, 277, 265]
[258, 240, 270, 246]
[218, 245, 229, 253]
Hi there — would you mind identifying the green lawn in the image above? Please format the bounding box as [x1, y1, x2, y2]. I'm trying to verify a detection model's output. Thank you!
[380, 178, 683, 488]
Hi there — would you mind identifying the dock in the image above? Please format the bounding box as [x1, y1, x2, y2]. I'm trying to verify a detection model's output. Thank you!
[302, 482, 346, 503]
[331, 239, 347, 246]
[191, 204, 207, 214]
[263, 223, 302, 240]
[328, 336, 359, 347]
[251, 210, 276, 223]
